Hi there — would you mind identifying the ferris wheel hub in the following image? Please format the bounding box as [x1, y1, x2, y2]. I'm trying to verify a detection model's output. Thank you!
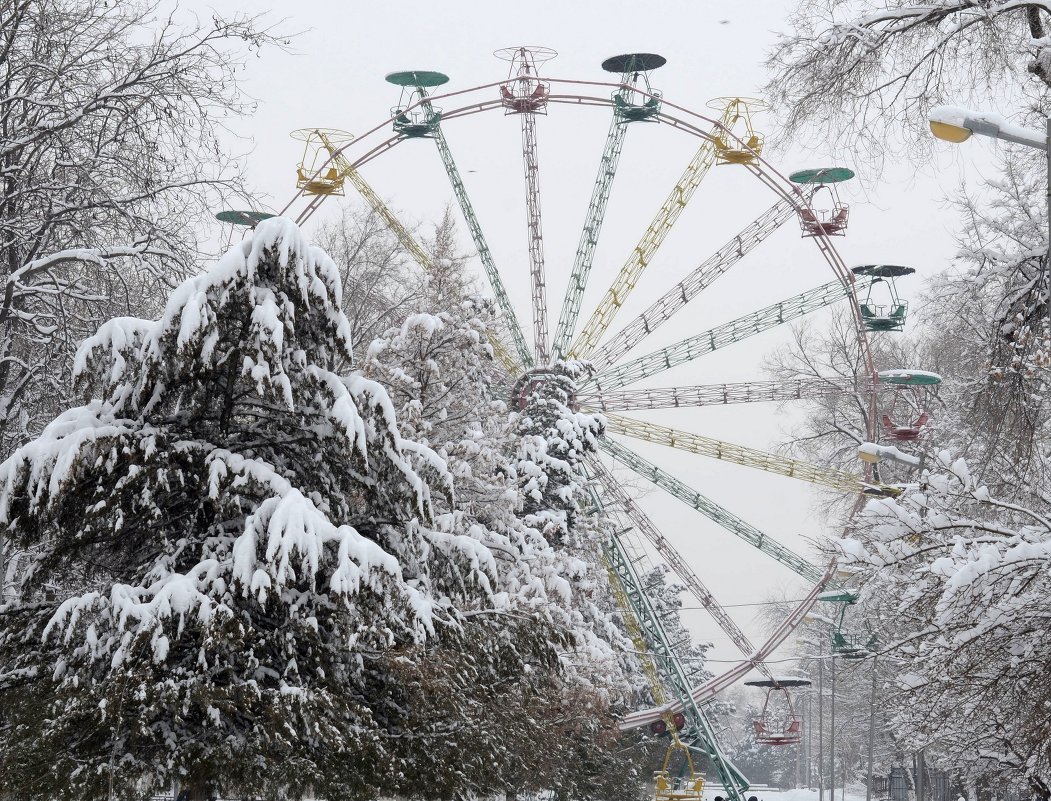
[511, 364, 579, 411]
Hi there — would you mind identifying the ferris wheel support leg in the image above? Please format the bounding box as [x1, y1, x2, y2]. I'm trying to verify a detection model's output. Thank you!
[605, 532, 751, 801]
[589, 193, 808, 371]
[520, 112, 551, 364]
[585, 275, 876, 392]
[552, 109, 629, 360]
[586, 455, 771, 677]
[421, 95, 534, 369]
[599, 437, 825, 583]
[570, 106, 737, 359]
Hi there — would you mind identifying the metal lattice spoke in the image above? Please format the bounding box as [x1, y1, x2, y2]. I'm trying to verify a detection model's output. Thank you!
[589, 195, 805, 371]
[588, 456, 769, 675]
[569, 105, 737, 359]
[552, 99, 629, 359]
[602, 412, 882, 496]
[579, 376, 867, 411]
[602, 548, 673, 707]
[313, 131, 432, 271]
[343, 171, 434, 269]
[585, 276, 875, 393]
[599, 437, 826, 583]
[484, 336, 523, 375]
[521, 112, 550, 363]
[414, 95, 533, 369]
[315, 131, 522, 375]
[619, 562, 836, 731]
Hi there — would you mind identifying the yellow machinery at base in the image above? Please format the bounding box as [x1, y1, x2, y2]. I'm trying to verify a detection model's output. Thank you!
[654, 740, 705, 801]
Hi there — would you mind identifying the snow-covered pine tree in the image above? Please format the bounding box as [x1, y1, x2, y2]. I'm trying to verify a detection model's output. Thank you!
[514, 361, 605, 547]
[361, 241, 640, 799]
[0, 218, 507, 800]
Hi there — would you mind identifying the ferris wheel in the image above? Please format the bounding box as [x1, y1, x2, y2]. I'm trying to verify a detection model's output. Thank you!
[220, 45, 939, 801]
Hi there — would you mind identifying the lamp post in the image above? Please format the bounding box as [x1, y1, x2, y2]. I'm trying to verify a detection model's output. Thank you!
[929, 105, 1051, 336]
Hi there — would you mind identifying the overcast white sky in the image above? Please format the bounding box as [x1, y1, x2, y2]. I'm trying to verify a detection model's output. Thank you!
[186, 0, 1008, 671]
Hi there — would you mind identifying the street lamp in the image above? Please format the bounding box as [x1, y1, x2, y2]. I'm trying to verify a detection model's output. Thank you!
[858, 442, 922, 469]
[928, 105, 1047, 151]
[929, 105, 1051, 335]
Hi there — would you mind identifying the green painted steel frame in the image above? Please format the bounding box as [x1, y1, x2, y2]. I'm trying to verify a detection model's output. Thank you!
[410, 84, 534, 368]
[552, 88, 631, 359]
[585, 275, 876, 393]
[600, 438, 826, 584]
[605, 532, 750, 801]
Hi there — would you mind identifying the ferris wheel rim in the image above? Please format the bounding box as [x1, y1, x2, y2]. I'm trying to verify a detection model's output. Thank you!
[278, 72, 884, 508]
[276, 71, 887, 731]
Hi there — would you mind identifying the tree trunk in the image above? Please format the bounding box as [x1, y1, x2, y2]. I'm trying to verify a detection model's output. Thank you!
[181, 779, 214, 801]
[1029, 776, 1051, 801]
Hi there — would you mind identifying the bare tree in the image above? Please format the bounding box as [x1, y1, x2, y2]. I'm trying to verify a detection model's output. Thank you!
[0, 0, 284, 458]
[767, 0, 1051, 498]
[840, 453, 1051, 798]
[313, 204, 429, 359]
[766, 0, 1051, 165]
[763, 310, 925, 517]
[909, 154, 1051, 502]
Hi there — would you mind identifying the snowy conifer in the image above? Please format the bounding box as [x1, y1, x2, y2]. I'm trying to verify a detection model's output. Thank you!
[0, 218, 491, 800]
[514, 361, 605, 547]
[361, 245, 637, 798]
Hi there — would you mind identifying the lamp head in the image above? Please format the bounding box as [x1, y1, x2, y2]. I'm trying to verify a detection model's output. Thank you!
[929, 119, 972, 143]
[928, 105, 975, 143]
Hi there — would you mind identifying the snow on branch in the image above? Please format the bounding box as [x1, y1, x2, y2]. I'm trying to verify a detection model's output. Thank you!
[1, 217, 450, 666]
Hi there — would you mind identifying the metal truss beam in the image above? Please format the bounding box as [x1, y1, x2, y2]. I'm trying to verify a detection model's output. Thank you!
[342, 170, 433, 270]
[569, 105, 736, 359]
[579, 376, 867, 411]
[619, 561, 836, 731]
[584, 276, 875, 393]
[588, 456, 770, 677]
[521, 112, 550, 364]
[589, 195, 804, 370]
[416, 95, 533, 369]
[552, 102, 629, 359]
[318, 131, 522, 375]
[599, 437, 826, 583]
[602, 413, 888, 496]
[605, 533, 750, 801]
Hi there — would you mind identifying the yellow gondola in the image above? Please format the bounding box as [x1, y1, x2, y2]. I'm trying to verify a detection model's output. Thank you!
[653, 740, 704, 801]
[707, 97, 768, 165]
[290, 128, 354, 196]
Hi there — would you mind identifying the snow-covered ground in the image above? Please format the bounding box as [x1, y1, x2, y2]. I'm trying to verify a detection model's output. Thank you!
[703, 788, 869, 801]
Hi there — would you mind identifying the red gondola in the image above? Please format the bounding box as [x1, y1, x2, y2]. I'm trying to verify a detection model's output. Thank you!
[789, 167, 855, 238]
[744, 678, 810, 746]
